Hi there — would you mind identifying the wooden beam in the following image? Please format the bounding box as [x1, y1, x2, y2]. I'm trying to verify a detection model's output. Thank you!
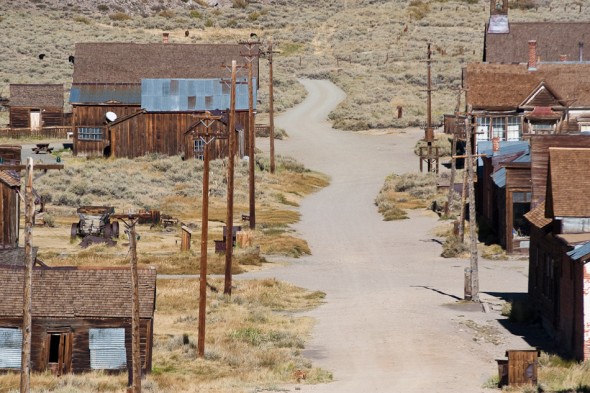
[0, 164, 64, 171]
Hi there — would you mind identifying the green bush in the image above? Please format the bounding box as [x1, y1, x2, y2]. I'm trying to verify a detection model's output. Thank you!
[109, 12, 131, 21]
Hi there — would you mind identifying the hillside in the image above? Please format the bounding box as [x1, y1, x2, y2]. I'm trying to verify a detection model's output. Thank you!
[0, 0, 585, 129]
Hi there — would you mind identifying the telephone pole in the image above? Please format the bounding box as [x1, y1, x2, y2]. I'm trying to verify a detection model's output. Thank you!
[419, 43, 439, 173]
[20, 158, 34, 393]
[224, 60, 237, 296]
[464, 107, 479, 302]
[240, 36, 261, 230]
[185, 112, 226, 358]
[267, 38, 280, 174]
[119, 216, 141, 393]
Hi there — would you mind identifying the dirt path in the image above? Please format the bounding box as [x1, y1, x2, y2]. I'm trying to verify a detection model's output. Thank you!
[250, 80, 531, 392]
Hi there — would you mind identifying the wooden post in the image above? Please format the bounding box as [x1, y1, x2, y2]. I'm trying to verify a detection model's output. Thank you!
[225, 61, 237, 296]
[129, 219, 141, 393]
[180, 226, 192, 252]
[247, 60, 256, 230]
[459, 169, 467, 243]
[20, 158, 33, 393]
[465, 110, 479, 302]
[268, 39, 276, 174]
[198, 135, 210, 358]
[445, 131, 458, 217]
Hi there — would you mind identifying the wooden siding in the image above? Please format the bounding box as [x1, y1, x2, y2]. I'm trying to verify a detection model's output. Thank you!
[110, 111, 252, 160]
[0, 182, 18, 249]
[73, 104, 140, 157]
[505, 164, 532, 254]
[530, 134, 590, 208]
[0, 317, 153, 374]
[9, 107, 64, 129]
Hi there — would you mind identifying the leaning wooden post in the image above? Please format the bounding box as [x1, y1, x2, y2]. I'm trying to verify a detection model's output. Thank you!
[445, 130, 458, 217]
[224, 60, 237, 296]
[20, 158, 34, 393]
[247, 60, 256, 230]
[465, 109, 479, 302]
[127, 218, 141, 393]
[268, 38, 277, 174]
[459, 169, 467, 242]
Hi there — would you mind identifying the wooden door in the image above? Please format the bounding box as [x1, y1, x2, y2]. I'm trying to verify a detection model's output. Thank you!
[45, 331, 72, 376]
[30, 110, 41, 130]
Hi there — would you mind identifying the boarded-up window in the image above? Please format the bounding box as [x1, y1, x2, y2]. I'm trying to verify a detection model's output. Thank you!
[170, 80, 179, 95]
[78, 127, 103, 141]
[89, 328, 126, 370]
[188, 96, 196, 110]
[0, 327, 22, 369]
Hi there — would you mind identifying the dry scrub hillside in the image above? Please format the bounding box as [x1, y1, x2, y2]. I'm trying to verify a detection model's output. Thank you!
[0, 0, 585, 130]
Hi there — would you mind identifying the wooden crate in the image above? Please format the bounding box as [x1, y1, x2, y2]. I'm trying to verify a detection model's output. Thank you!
[506, 349, 539, 386]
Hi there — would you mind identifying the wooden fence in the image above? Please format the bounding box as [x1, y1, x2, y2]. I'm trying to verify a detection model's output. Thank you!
[0, 126, 73, 139]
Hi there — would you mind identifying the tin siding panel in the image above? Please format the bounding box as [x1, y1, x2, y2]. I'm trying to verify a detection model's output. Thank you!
[0, 327, 22, 369]
[89, 328, 126, 370]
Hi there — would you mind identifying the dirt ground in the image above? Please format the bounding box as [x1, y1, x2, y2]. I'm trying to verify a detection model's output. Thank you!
[249, 80, 533, 392]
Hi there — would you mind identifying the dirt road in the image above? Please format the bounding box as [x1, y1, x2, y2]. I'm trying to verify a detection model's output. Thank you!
[251, 80, 531, 392]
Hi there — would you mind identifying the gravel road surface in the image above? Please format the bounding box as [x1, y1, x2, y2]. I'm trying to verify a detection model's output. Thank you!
[248, 79, 532, 392]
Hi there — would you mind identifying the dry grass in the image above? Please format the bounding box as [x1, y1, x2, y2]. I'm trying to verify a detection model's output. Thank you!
[0, 278, 330, 393]
[375, 172, 441, 220]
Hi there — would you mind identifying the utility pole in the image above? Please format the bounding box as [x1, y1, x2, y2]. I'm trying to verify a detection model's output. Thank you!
[240, 37, 261, 230]
[185, 112, 225, 358]
[225, 60, 237, 296]
[419, 43, 439, 173]
[20, 158, 33, 393]
[267, 38, 280, 174]
[118, 216, 141, 393]
[464, 107, 479, 302]
[445, 88, 465, 217]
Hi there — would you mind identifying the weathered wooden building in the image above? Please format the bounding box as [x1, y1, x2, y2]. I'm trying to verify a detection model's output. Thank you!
[8, 84, 64, 129]
[0, 266, 157, 374]
[484, 0, 590, 64]
[464, 56, 590, 141]
[0, 145, 21, 249]
[526, 147, 590, 360]
[476, 140, 530, 253]
[70, 42, 258, 158]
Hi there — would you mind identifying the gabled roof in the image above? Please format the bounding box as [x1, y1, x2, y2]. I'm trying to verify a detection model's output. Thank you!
[72, 43, 259, 84]
[9, 84, 63, 108]
[0, 266, 157, 318]
[465, 63, 590, 110]
[484, 22, 590, 63]
[525, 201, 551, 229]
[547, 148, 590, 218]
[519, 82, 564, 108]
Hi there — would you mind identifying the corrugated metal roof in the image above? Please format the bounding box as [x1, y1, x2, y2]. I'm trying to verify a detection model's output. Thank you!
[567, 241, 590, 261]
[70, 84, 141, 105]
[141, 78, 256, 111]
[493, 167, 506, 188]
[477, 140, 529, 157]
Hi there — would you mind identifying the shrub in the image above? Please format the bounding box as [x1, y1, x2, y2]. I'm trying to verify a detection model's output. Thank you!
[159, 10, 175, 18]
[189, 10, 202, 19]
[204, 18, 214, 27]
[109, 12, 131, 21]
[441, 235, 468, 258]
[97, 4, 108, 12]
[232, 0, 248, 9]
[73, 15, 91, 24]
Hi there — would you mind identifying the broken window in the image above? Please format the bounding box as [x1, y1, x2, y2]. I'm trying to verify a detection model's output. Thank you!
[89, 328, 126, 370]
[78, 127, 103, 141]
[0, 327, 22, 369]
[194, 139, 205, 160]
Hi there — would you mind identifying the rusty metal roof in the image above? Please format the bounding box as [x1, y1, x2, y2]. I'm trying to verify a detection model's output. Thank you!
[0, 266, 157, 318]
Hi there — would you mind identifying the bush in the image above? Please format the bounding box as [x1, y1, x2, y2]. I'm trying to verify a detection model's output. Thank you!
[189, 10, 202, 19]
[232, 0, 249, 9]
[441, 235, 468, 258]
[109, 12, 131, 21]
[97, 4, 108, 12]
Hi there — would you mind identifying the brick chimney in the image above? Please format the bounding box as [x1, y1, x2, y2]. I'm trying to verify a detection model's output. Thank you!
[492, 137, 500, 153]
[528, 40, 537, 70]
[163, 32, 169, 44]
[559, 54, 568, 62]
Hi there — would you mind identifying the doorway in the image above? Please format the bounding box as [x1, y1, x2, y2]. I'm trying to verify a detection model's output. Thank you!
[45, 331, 72, 376]
[30, 110, 41, 130]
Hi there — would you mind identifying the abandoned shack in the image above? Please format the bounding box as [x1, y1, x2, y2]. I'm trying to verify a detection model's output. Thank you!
[7, 84, 64, 130]
[0, 266, 157, 375]
[70, 41, 259, 158]
[484, 0, 590, 63]
[526, 147, 590, 360]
